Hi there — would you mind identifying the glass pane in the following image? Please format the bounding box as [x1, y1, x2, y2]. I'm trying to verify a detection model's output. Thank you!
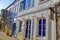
[25, 20, 31, 39]
[28, 34, 30, 39]
[26, 20, 28, 24]
[26, 25, 28, 29]
[25, 34, 28, 38]
[39, 19, 42, 24]
[30, 0, 34, 7]
[43, 19, 46, 24]
[39, 25, 42, 30]
[38, 31, 41, 36]
[43, 25, 46, 30]
[19, 21, 22, 32]
[43, 31, 46, 36]
[29, 30, 30, 34]
[30, 20, 31, 24]
[29, 25, 31, 29]
[20, 2, 22, 10]
[28, 0, 30, 7]
[20, 21, 22, 27]
[25, 20, 28, 38]
[26, 29, 28, 33]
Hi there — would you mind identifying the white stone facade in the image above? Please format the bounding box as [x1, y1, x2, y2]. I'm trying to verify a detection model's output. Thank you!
[5, 0, 60, 40]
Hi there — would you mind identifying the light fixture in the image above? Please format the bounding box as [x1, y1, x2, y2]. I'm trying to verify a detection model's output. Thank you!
[14, 18, 17, 21]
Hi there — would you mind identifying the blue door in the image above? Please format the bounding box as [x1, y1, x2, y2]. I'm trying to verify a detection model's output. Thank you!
[11, 23, 16, 36]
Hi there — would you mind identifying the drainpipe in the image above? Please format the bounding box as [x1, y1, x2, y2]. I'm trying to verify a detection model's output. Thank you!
[55, 5, 58, 40]
[55, 3, 60, 40]
[49, 4, 59, 40]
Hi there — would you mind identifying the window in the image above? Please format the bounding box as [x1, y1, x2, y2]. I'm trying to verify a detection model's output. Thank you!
[19, 0, 34, 10]
[25, 20, 31, 39]
[16, 5, 18, 13]
[38, 18, 46, 37]
[14, 5, 17, 13]
[20, 1, 25, 10]
[9, 8, 11, 16]
[26, 0, 34, 9]
[16, 7, 18, 13]
[14, 6, 16, 13]
[19, 21, 22, 32]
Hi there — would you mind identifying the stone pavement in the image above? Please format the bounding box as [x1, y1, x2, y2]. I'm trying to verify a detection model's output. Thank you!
[0, 31, 18, 40]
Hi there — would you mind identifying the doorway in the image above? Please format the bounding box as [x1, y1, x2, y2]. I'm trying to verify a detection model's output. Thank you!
[11, 23, 16, 36]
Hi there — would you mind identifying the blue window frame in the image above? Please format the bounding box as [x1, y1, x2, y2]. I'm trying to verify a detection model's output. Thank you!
[30, 0, 34, 7]
[24, 0, 34, 9]
[20, 1, 25, 10]
[38, 19, 46, 37]
[19, 0, 34, 10]
[19, 21, 22, 32]
[27, 0, 31, 7]
[27, 0, 34, 7]
[25, 20, 31, 39]
[24, 0, 26, 9]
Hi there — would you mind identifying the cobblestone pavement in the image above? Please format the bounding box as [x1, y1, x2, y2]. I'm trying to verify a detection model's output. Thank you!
[0, 32, 18, 40]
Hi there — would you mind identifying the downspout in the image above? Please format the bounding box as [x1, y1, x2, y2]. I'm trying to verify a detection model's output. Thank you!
[55, 3, 60, 40]
[55, 5, 58, 40]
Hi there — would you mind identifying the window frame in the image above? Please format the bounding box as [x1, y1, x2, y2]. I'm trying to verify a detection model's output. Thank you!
[19, 21, 22, 32]
[25, 19, 31, 39]
[25, 0, 34, 9]
[37, 17, 46, 38]
[20, 1, 25, 11]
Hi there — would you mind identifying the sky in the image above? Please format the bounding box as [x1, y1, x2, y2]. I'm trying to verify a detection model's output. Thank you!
[0, 0, 14, 10]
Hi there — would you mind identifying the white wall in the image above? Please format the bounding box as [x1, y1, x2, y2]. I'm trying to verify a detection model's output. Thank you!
[15, 0, 52, 18]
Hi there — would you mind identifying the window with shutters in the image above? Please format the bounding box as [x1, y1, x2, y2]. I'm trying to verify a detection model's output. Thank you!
[20, 1, 25, 11]
[26, 0, 34, 9]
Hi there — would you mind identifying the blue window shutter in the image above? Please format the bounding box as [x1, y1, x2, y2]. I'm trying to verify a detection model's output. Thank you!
[32, 0, 34, 7]
[28, 0, 30, 7]
[24, 0, 26, 9]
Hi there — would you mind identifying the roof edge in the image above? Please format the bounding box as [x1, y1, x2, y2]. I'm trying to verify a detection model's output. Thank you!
[5, 0, 16, 10]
